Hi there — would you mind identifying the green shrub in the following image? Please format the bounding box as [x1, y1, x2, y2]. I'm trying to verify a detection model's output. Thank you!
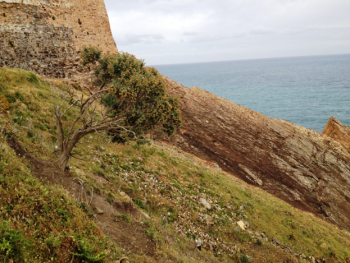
[27, 131, 34, 138]
[6, 97, 16, 103]
[81, 46, 102, 66]
[146, 226, 156, 240]
[106, 197, 113, 205]
[27, 73, 39, 84]
[116, 214, 131, 223]
[134, 199, 146, 210]
[81, 47, 182, 142]
[74, 238, 109, 262]
[0, 221, 30, 262]
[240, 254, 249, 263]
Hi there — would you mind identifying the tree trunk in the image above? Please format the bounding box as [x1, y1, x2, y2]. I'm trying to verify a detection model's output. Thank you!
[57, 150, 70, 170]
[56, 131, 86, 170]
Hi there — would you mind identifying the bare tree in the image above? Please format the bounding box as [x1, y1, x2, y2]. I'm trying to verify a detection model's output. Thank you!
[53, 85, 135, 169]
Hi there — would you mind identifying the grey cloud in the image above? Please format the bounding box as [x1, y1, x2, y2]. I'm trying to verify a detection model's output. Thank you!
[119, 34, 165, 45]
[105, 0, 211, 16]
[250, 27, 273, 35]
[183, 32, 198, 36]
[185, 33, 246, 43]
[105, 0, 350, 65]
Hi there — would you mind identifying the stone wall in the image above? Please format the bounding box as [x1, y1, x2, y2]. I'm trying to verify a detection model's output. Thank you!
[0, 0, 117, 77]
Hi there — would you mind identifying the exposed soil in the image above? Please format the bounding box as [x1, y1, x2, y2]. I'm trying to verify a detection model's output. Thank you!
[6, 135, 156, 257]
[99, 214, 155, 257]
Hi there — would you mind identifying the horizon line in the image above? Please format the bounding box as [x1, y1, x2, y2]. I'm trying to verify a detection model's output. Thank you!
[150, 52, 350, 67]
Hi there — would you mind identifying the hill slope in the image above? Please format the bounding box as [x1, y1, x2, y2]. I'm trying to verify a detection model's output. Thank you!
[1, 68, 350, 262]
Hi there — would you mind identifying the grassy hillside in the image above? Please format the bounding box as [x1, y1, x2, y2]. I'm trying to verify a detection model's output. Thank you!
[1, 68, 350, 262]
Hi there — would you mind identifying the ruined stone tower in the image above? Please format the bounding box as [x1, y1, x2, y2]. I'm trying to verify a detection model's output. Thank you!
[0, 0, 117, 77]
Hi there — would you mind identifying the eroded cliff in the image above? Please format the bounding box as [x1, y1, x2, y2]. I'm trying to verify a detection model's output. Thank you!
[322, 117, 350, 152]
[163, 76, 350, 231]
[0, 0, 117, 77]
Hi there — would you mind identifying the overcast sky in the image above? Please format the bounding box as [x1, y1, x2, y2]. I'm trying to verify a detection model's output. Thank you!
[104, 0, 350, 65]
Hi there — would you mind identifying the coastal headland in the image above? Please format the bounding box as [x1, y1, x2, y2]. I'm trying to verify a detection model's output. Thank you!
[1, 0, 350, 261]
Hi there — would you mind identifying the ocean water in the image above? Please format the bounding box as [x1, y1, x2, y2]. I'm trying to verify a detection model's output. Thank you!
[155, 54, 350, 132]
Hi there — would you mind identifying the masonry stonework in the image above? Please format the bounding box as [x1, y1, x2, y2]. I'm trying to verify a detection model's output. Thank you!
[0, 0, 117, 77]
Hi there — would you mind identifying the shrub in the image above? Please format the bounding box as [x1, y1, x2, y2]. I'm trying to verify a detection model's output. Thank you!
[27, 131, 34, 138]
[116, 214, 131, 223]
[54, 47, 182, 169]
[74, 238, 109, 262]
[146, 226, 156, 240]
[0, 221, 30, 262]
[134, 199, 146, 210]
[240, 254, 249, 263]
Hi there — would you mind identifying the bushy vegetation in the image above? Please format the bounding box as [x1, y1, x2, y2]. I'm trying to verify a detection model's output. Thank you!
[54, 48, 181, 169]
[82, 46, 182, 138]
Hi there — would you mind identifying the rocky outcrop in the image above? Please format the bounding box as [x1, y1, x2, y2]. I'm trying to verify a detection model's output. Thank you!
[163, 76, 350, 231]
[0, 0, 117, 77]
[322, 117, 350, 152]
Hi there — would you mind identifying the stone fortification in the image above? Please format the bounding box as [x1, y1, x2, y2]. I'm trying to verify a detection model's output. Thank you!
[0, 0, 117, 77]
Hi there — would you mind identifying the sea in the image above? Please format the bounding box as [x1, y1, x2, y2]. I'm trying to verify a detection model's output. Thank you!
[155, 54, 350, 133]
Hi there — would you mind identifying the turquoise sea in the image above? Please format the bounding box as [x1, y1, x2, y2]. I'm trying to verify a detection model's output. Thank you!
[155, 54, 350, 132]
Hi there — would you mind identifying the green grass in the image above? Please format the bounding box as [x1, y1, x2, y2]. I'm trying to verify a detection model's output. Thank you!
[116, 214, 131, 223]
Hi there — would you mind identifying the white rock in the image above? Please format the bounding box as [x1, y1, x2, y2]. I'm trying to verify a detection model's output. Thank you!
[199, 198, 212, 210]
[237, 220, 246, 230]
[120, 191, 132, 202]
[204, 214, 214, 224]
[140, 211, 150, 220]
[95, 207, 104, 214]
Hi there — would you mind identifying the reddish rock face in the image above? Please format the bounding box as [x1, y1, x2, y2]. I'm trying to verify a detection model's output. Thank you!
[322, 117, 350, 152]
[163, 76, 350, 231]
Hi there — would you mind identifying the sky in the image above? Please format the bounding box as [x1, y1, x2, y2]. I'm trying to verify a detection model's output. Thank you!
[104, 0, 350, 65]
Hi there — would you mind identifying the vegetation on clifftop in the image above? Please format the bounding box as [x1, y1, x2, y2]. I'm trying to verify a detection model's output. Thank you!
[1, 67, 350, 262]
